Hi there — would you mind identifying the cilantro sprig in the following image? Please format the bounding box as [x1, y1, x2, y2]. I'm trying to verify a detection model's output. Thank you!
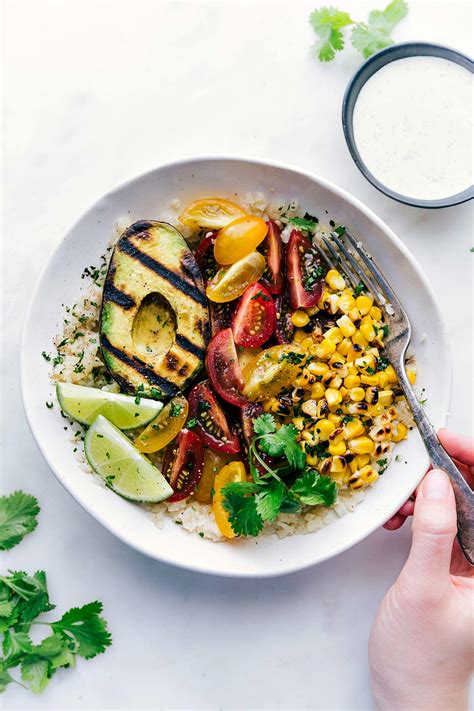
[222, 414, 337, 537]
[310, 1, 408, 62]
[0, 492, 40, 551]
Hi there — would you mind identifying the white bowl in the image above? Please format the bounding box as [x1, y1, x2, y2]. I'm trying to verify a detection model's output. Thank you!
[21, 156, 451, 578]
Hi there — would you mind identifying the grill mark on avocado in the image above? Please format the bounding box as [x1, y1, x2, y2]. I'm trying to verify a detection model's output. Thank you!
[176, 334, 206, 360]
[100, 334, 179, 397]
[102, 282, 136, 310]
[118, 238, 207, 306]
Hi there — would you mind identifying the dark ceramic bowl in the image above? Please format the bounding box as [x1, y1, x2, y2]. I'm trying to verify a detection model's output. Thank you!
[342, 42, 474, 208]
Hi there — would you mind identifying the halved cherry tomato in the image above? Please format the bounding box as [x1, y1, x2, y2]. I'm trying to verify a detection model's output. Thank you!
[214, 216, 268, 265]
[194, 231, 218, 284]
[135, 394, 188, 453]
[231, 283, 276, 348]
[212, 461, 247, 538]
[188, 381, 241, 453]
[286, 229, 324, 309]
[274, 292, 295, 344]
[179, 198, 246, 229]
[162, 429, 204, 502]
[206, 251, 266, 303]
[240, 402, 264, 447]
[242, 344, 305, 401]
[206, 328, 246, 407]
[259, 221, 284, 294]
[193, 449, 236, 504]
[210, 302, 234, 337]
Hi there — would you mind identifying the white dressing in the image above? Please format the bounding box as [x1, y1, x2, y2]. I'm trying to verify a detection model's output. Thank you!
[353, 56, 473, 200]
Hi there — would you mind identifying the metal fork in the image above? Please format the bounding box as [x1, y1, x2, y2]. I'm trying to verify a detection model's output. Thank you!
[315, 226, 474, 564]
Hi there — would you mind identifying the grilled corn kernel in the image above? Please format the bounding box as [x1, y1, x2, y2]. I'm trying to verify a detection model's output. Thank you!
[301, 399, 318, 418]
[358, 464, 374, 480]
[385, 364, 398, 383]
[392, 422, 408, 442]
[354, 455, 370, 469]
[324, 327, 343, 345]
[360, 374, 379, 386]
[329, 352, 346, 367]
[348, 459, 358, 474]
[329, 375, 343, 390]
[294, 373, 310, 388]
[365, 386, 379, 404]
[292, 417, 305, 431]
[366, 471, 379, 485]
[300, 337, 314, 352]
[301, 430, 313, 442]
[325, 388, 342, 409]
[336, 314, 356, 337]
[315, 338, 336, 359]
[378, 371, 390, 388]
[349, 387, 365, 402]
[349, 436, 375, 455]
[350, 477, 365, 490]
[355, 294, 373, 314]
[352, 331, 368, 348]
[326, 269, 346, 291]
[291, 310, 310, 328]
[360, 316, 376, 342]
[378, 390, 394, 407]
[311, 382, 325, 400]
[308, 361, 329, 377]
[306, 454, 319, 467]
[328, 413, 343, 425]
[348, 307, 362, 323]
[337, 292, 355, 313]
[337, 337, 352, 356]
[344, 374, 360, 389]
[368, 403, 385, 417]
[369, 306, 382, 321]
[293, 329, 306, 344]
[263, 397, 278, 412]
[329, 456, 346, 473]
[406, 366, 417, 384]
[343, 419, 365, 439]
[314, 418, 335, 441]
[328, 440, 346, 456]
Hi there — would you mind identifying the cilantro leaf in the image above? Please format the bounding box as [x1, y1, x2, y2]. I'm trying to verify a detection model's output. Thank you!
[252, 413, 276, 436]
[21, 656, 51, 694]
[0, 660, 14, 692]
[255, 481, 286, 522]
[309, 7, 353, 62]
[288, 217, 318, 232]
[222, 491, 264, 537]
[291, 470, 338, 507]
[0, 571, 54, 628]
[368, 0, 408, 33]
[51, 601, 112, 659]
[258, 432, 286, 458]
[2, 630, 33, 659]
[0, 491, 40, 551]
[351, 24, 393, 58]
[258, 424, 306, 471]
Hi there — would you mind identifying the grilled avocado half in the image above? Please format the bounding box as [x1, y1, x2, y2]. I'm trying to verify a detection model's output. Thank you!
[100, 221, 210, 398]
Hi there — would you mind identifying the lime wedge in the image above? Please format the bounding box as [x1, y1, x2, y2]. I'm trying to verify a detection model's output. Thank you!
[84, 415, 173, 502]
[57, 382, 163, 429]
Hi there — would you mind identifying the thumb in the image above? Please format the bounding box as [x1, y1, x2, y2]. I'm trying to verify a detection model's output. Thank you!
[401, 469, 457, 588]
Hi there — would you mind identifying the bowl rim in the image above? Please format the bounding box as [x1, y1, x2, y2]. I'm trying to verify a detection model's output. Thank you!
[342, 41, 474, 209]
[20, 154, 452, 577]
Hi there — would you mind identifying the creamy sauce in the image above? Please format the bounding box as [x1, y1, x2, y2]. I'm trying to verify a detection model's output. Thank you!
[353, 56, 473, 200]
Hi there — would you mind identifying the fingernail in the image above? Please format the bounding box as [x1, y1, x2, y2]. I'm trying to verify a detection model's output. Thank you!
[422, 469, 451, 500]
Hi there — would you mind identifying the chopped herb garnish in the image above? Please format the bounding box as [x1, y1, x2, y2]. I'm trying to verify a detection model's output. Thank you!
[354, 281, 367, 296]
[251, 290, 271, 302]
[170, 402, 183, 417]
[279, 351, 306, 365]
[41, 351, 51, 362]
[377, 458, 388, 473]
[45, 401, 53, 409]
[288, 216, 318, 232]
[186, 418, 198, 429]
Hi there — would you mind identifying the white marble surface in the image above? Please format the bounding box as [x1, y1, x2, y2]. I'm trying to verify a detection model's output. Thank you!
[2, 1, 472, 709]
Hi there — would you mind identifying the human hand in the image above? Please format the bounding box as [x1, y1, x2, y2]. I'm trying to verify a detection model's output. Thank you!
[369, 431, 474, 710]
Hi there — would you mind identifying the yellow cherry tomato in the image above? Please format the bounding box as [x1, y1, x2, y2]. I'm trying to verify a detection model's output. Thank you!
[242, 344, 305, 401]
[179, 198, 246, 229]
[135, 395, 188, 453]
[214, 216, 268, 265]
[213, 461, 247, 538]
[206, 252, 266, 303]
[194, 449, 235, 504]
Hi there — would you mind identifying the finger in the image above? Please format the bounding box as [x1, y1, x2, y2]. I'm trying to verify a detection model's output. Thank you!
[450, 538, 474, 579]
[398, 500, 415, 517]
[401, 469, 457, 591]
[438, 429, 474, 466]
[383, 513, 406, 530]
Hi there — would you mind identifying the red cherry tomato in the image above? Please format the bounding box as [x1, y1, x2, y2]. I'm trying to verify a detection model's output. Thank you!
[259, 221, 284, 295]
[209, 302, 234, 337]
[206, 328, 247, 407]
[231, 283, 276, 348]
[194, 231, 219, 284]
[286, 230, 324, 309]
[162, 429, 204, 502]
[274, 292, 295, 344]
[188, 381, 241, 454]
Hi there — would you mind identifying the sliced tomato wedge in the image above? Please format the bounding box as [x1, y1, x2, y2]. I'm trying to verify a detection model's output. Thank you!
[206, 328, 246, 407]
[274, 292, 295, 344]
[231, 283, 276, 348]
[260, 221, 284, 294]
[162, 429, 204, 502]
[194, 231, 218, 284]
[240, 402, 264, 447]
[188, 381, 241, 453]
[286, 229, 325, 309]
[209, 302, 234, 337]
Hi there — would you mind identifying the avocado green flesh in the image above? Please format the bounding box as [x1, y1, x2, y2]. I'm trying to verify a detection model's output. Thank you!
[100, 221, 209, 397]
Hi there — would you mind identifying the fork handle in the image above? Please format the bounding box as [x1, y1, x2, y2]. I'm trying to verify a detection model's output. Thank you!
[395, 367, 474, 565]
